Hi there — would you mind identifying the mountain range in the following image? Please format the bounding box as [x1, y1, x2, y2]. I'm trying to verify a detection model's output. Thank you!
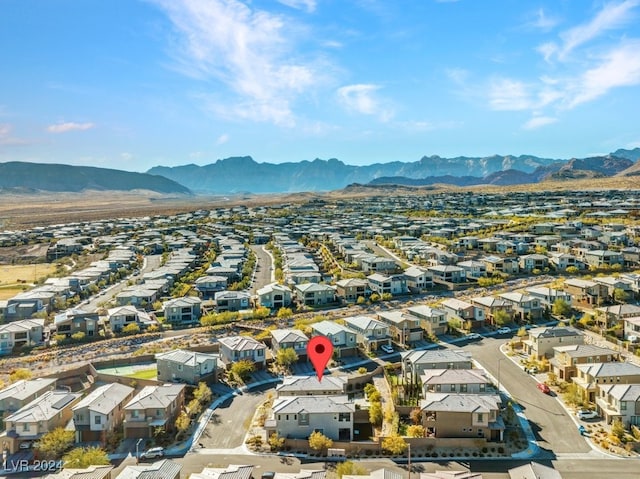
[0, 162, 191, 194]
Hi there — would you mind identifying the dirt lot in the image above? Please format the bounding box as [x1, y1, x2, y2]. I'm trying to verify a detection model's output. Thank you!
[0, 243, 50, 264]
[0, 263, 58, 299]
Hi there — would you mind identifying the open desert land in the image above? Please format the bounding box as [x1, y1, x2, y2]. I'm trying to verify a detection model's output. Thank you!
[0, 263, 58, 300]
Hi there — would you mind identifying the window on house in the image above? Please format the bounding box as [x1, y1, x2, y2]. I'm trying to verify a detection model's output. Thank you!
[299, 413, 309, 425]
[338, 413, 350, 422]
[621, 402, 627, 411]
[477, 413, 483, 422]
[23, 423, 30, 432]
[95, 416, 102, 425]
[177, 364, 183, 371]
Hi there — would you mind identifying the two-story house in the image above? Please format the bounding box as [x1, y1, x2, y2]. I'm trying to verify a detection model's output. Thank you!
[162, 296, 202, 327]
[294, 283, 337, 306]
[573, 362, 640, 402]
[403, 266, 433, 292]
[405, 305, 448, 337]
[420, 393, 504, 441]
[335, 278, 369, 302]
[156, 349, 220, 384]
[498, 292, 542, 322]
[456, 260, 487, 280]
[4, 390, 81, 452]
[441, 298, 485, 330]
[214, 291, 251, 312]
[276, 376, 347, 397]
[265, 395, 355, 441]
[194, 275, 228, 299]
[597, 384, 640, 428]
[310, 321, 357, 358]
[470, 297, 513, 326]
[343, 315, 391, 352]
[420, 369, 492, 396]
[257, 283, 293, 310]
[518, 254, 549, 272]
[583, 250, 624, 268]
[550, 344, 619, 381]
[218, 335, 267, 368]
[428, 265, 466, 284]
[596, 304, 640, 337]
[523, 326, 584, 359]
[481, 256, 519, 275]
[53, 308, 100, 338]
[401, 349, 473, 381]
[565, 278, 608, 305]
[366, 274, 408, 296]
[72, 383, 135, 443]
[123, 384, 186, 439]
[525, 286, 572, 311]
[377, 310, 423, 347]
[271, 329, 309, 361]
[0, 378, 57, 431]
[0, 318, 48, 355]
[107, 305, 157, 333]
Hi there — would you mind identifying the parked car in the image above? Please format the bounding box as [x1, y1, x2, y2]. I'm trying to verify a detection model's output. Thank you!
[536, 382, 550, 394]
[140, 447, 165, 460]
[467, 333, 482, 340]
[18, 442, 32, 449]
[496, 327, 511, 335]
[380, 344, 394, 354]
[577, 409, 599, 420]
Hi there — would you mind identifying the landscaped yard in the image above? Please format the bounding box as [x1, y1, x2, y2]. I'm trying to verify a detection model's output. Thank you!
[126, 367, 157, 380]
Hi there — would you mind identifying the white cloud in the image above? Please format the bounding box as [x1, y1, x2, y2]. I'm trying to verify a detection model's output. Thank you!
[46, 121, 95, 133]
[216, 133, 230, 145]
[276, 0, 316, 12]
[151, 0, 328, 127]
[336, 84, 393, 121]
[550, 0, 640, 61]
[523, 116, 558, 130]
[568, 40, 640, 107]
[525, 8, 559, 32]
[488, 78, 534, 111]
[0, 123, 30, 146]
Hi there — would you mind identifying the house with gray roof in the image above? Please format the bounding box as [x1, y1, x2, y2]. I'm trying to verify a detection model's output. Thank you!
[190, 464, 254, 479]
[574, 362, 640, 402]
[523, 326, 584, 359]
[156, 349, 219, 384]
[401, 349, 473, 380]
[406, 305, 448, 337]
[421, 369, 492, 396]
[214, 290, 251, 312]
[597, 384, 640, 428]
[420, 393, 504, 440]
[335, 278, 369, 302]
[294, 283, 337, 306]
[116, 459, 181, 479]
[271, 329, 309, 360]
[162, 296, 202, 327]
[107, 305, 157, 333]
[0, 318, 49, 355]
[257, 282, 293, 310]
[276, 376, 347, 397]
[45, 465, 113, 479]
[310, 321, 357, 358]
[218, 335, 267, 368]
[54, 308, 100, 338]
[550, 344, 619, 381]
[123, 384, 185, 439]
[498, 292, 542, 321]
[72, 383, 135, 443]
[265, 395, 355, 441]
[377, 310, 423, 347]
[4, 390, 81, 452]
[507, 462, 562, 479]
[195, 275, 229, 299]
[343, 315, 391, 352]
[0, 378, 57, 431]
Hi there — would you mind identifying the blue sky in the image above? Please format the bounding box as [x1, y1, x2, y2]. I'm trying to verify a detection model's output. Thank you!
[1, 0, 640, 172]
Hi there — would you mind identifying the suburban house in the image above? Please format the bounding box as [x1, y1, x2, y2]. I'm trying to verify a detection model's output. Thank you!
[360, 256, 398, 274]
[156, 349, 220, 384]
[366, 273, 408, 296]
[257, 282, 293, 310]
[403, 265, 433, 292]
[550, 344, 619, 381]
[481, 256, 519, 275]
[457, 260, 487, 280]
[0, 378, 57, 430]
[441, 298, 485, 330]
[343, 315, 391, 352]
[190, 464, 254, 479]
[218, 335, 267, 368]
[194, 275, 228, 299]
[518, 254, 549, 272]
[401, 349, 473, 380]
[593, 276, 634, 298]
[583, 250, 624, 268]
[428, 265, 466, 284]
[523, 326, 584, 359]
[549, 252, 584, 271]
[123, 384, 186, 439]
[71, 383, 135, 443]
[595, 304, 640, 336]
[498, 292, 542, 321]
[420, 369, 492, 395]
[4, 390, 81, 453]
[377, 310, 423, 347]
[596, 384, 640, 428]
[406, 305, 448, 336]
[310, 321, 358, 358]
[0, 318, 49, 355]
[420, 393, 504, 441]
[507, 462, 562, 479]
[293, 283, 337, 306]
[335, 278, 369, 302]
[162, 296, 202, 327]
[565, 278, 608, 305]
[470, 297, 513, 326]
[214, 290, 251, 312]
[115, 287, 158, 308]
[266, 395, 355, 441]
[276, 376, 347, 397]
[44, 465, 113, 479]
[116, 459, 182, 479]
[573, 362, 640, 402]
[270, 329, 309, 361]
[53, 308, 100, 338]
[525, 287, 572, 310]
[107, 305, 157, 333]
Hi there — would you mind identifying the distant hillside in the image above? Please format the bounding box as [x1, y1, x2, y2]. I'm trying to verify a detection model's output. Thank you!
[549, 155, 633, 180]
[611, 147, 640, 162]
[148, 154, 559, 193]
[0, 162, 191, 194]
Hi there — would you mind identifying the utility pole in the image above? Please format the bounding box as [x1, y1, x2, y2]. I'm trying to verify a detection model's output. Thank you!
[407, 443, 411, 479]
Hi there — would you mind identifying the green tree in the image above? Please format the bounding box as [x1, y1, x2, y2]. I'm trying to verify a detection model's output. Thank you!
[562, 382, 583, 407]
[276, 348, 298, 368]
[9, 368, 32, 383]
[406, 425, 425, 438]
[369, 293, 381, 303]
[614, 288, 630, 304]
[193, 382, 212, 405]
[277, 307, 293, 319]
[229, 359, 255, 383]
[336, 461, 368, 479]
[308, 431, 333, 454]
[356, 296, 366, 305]
[187, 398, 202, 417]
[38, 428, 75, 459]
[253, 307, 271, 319]
[493, 309, 511, 326]
[552, 299, 572, 317]
[381, 435, 408, 455]
[71, 331, 85, 341]
[62, 447, 110, 468]
[612, 418, 626, 440]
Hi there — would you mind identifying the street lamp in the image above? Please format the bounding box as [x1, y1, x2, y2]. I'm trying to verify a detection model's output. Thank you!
[497, 358, 506, 394]
[135, 438, 142, 464]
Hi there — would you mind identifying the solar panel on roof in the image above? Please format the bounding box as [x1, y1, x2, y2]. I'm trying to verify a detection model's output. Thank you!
[52, 394, 76, 410]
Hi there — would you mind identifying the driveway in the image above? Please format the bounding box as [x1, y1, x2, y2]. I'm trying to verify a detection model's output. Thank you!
[199, 385, 271, 449]
[462, 337, 591, 455]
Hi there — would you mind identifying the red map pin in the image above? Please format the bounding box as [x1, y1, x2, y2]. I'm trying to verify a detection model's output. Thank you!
[308, 335, 333, 382]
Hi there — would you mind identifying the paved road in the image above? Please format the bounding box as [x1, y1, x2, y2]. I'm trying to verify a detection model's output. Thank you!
[460, 336, 591, 455]
[250, 245, 273, 294]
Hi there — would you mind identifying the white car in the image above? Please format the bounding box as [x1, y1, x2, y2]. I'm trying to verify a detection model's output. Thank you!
[140, 447, 165, 460]
[19, 442, 32, 449]
[380, 344, 394, 354]
[496, 327, 511, 335]
[467, 333, 482, 340]
[577, 409, 599, 420]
